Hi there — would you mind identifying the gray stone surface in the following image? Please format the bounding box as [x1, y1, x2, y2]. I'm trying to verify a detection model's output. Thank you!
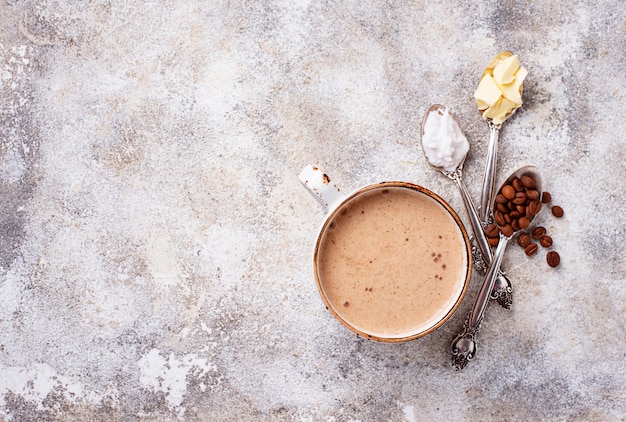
[1, 0, 624, 420]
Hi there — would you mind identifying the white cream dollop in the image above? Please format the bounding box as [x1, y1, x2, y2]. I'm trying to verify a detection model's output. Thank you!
[421, 107, 470, 172]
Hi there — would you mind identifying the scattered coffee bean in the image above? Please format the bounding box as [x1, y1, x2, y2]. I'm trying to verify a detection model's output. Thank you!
[539, 235, 553, 248]
[546, 251, 560, 267]
[488, 237, 499, 247]
[552, 205, 564, 218]
[541, 191, 552, 203]
[524, 243, 538, 256]
[517, 232, 531, 248]
[532, 226, 546, 240]
[485, 224, 500, 238]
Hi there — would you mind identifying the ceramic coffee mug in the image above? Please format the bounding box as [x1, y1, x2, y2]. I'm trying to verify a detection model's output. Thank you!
[300, 164, 472, 342]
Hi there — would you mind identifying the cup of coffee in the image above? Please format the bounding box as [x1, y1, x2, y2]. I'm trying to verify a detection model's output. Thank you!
[299, 165, 472, 342]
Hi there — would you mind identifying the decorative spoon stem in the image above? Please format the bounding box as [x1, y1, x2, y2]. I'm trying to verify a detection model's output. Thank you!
[451, 170, 492, 265]
[479, 122, 500, 224]
[451, 233, 509, 370]
[451, 165, 542, 370]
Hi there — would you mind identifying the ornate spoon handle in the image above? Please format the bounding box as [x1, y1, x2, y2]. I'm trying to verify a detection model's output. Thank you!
[450, 170, 491, 264]
[450, 170, 512, 308]
[479, 122, 500, 224]
[451, 233, 510, 370]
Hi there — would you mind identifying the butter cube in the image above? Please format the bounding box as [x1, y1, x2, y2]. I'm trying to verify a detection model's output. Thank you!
[493, 54, 520, 85]
[474, 74, 501, 109]
[482, 97, 517, 124]
[476, 98, 490, 110]
[499, 66, 528, 104]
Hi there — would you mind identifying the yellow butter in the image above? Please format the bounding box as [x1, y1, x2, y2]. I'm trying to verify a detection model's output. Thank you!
[481, 97, 517, 124]
[474, 74, 501, 108]
[474, 53, 527, 124]
[499, 66, 527, 104]
[493, 54, 520, 85]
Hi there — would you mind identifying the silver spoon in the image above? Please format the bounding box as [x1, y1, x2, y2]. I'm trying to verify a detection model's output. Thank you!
[477, 51, 525, 224]
[451, 165, 542, 370]
[420, 104, 512, 308]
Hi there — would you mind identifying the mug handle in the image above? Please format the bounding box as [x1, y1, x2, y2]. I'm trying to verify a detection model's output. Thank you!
[299, 165, 346, 213]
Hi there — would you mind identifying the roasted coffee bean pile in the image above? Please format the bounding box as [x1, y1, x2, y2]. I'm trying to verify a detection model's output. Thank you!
[483, 177, 564, 268]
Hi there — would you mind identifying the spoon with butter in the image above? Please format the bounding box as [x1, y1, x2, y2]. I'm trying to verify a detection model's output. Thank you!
[475, 52, 528, 225]
[420, 104, 512, 308]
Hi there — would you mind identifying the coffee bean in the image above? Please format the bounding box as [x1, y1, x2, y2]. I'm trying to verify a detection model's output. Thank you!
[547, 251, 560, 267]
[517, 232, 531, 248]
[513, 196, 527, 205]
[495, 194, 508, 204]
[518, 216, 530, 229]
[500, 224, 514, 237]
[526, 200, 542, 218]
[516, 204, 526, 214]
[540, 235, 553, 248]
[541, 191, 552, 204]
[552, 205, 564, 218]
[504, 213, 511, 224]
[521, 175, 536, 189]
[494, 210, 506, 226]
[526, 189, 539, 200]
[497, 203, 508, 213]
[485, 224, 500, 238]
[532, 226, 547, 240]
[512, 178, 523, 192]
[502, 185, 516, 200]
[488, 237, 499, 247]
[524, 243, 538, 256]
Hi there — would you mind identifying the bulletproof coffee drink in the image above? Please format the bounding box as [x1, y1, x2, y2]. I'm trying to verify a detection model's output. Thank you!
[315, 184, 471, 341]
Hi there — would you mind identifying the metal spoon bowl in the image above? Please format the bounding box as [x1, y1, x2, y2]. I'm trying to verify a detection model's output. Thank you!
[451, 165, 542, 370]
[420, 104, 513, 308]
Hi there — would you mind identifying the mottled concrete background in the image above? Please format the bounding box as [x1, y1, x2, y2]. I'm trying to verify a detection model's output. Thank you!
[0, 0, 624, 420]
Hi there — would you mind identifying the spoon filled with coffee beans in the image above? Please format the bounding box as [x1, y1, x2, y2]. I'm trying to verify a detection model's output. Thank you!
[451, 165, 542, 370]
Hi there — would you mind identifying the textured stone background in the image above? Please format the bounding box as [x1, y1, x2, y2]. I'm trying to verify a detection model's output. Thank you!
[1, 0, 624, 420]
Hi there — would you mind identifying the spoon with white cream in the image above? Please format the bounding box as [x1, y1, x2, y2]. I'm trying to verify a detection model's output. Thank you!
[475, 52, 528, 224]
[451, 165, 542, 370]
[420, 104, 512, 308]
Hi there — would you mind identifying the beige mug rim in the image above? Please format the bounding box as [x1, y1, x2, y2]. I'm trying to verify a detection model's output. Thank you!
[313, 181, 472, 343]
